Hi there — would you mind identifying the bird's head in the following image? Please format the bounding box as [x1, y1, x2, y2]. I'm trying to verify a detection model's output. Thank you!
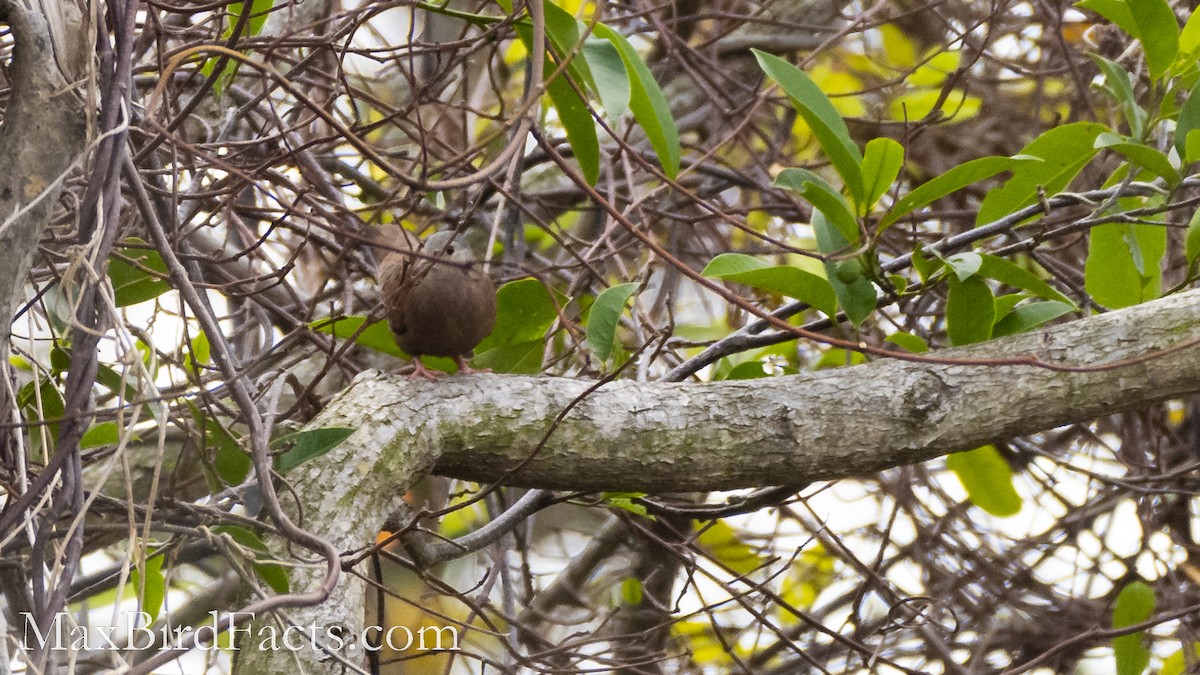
[422, 230, 470, 262]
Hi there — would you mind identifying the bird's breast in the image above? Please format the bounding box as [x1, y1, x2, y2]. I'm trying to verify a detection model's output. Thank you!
[392, 267, 495, 358]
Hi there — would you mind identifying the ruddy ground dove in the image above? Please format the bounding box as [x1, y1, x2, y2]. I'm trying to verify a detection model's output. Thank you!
[378, 230, 497, 381]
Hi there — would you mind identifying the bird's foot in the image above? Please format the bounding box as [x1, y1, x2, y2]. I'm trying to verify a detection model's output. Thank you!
[454, 356, 492, 375]
[408, 359, 443, 382]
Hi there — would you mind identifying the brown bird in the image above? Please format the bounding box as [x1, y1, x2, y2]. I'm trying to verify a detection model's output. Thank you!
[378, 230, 497, 381]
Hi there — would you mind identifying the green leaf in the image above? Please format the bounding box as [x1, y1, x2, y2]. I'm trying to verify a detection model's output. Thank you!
[777, 168, 864, 243]
[593, 24, 680, 178]
[775, 167, 860, 246]
[911, 246, 938, 282]
[1095, 133, 1180, 184]
[545, 69, 601, 185]
[977, 123, 1106, 226]
[1129, 0, 1179, 80]
[772, 167, 829, 194]
[1135, 206, 1167, 296]
[702, 253, 838, 319]
[992, 293, 1026, 320]
[946, 445, 1022, 517]
[198, 52, 237, 97]
[583, 38, 630, 119]
[1186, 207, 1200, 267]
[1078, 0, 1138, 40]
[472, 342, 545, 373]
[130, 552, 165, 624]
[700, 252, 772, 276]
[228, 0, 273, 37]
[20, 378, 65, 448]
[977, 254, 1075, 306]
[81, 422, 124, 449]
[754, 50, 864, 206]
[518, 2, 601, 184]
[943, 252, 983, 281]
[475, 278, 559, 349]
[1188, 130, 1200, 163]
[882, 156, 1027, 229]
[885, 331, 928, 353]
[1176, 80, 1200, 161]
[540, 1, 594, 87]
[1088, 54, 1146, 138]
[860, 137, 904, 212]
[587, 283, 639, 362]
[49, 345, 70, 375]
[188, 330, 211, 373]
[828, 266, 876, 326]
[946, 275, 994, 345]
[274, 427, 355, 473]
[199, 0, 274, 95]
[814, 348, 868, 370]
[311, 315, 406, 358]
[812, 211, 876, 326]
[212, 526, 291, 594]
[474, 278, 562, 373]
[1085, 221, 1165, 308]
[94, 362, 134, 399]
[603, 492, 650, 518]
[722, 361, 772, 379]
[211, 423, 250, 486]
[108, 246, 171, 307]
[1112, 580, 1156, 675]
[189, 402, 251, 486]
[992, 300, 1075, 337]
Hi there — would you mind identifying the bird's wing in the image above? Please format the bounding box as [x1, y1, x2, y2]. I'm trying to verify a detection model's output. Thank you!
[378, 229, 418, 340]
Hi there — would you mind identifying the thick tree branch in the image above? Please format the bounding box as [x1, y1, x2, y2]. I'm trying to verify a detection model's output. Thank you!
[0, 0, 89, 352]
[0, 1, 91, 669]
[310, 288, 1200, 494]
[265, 279, 1200, 675]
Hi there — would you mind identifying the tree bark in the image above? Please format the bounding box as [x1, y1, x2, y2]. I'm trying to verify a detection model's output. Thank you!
[314, 288, 1200, 493]
[242, 286, 1200, 672]
[0, 0, 91, 664]
[0, 0, 90, 358]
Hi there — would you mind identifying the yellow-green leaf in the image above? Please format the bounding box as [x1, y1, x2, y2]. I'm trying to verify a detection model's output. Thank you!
[695, 520, 763, 575]
[1112, 580, 1156, 675]
[946, 445, 1021, 517]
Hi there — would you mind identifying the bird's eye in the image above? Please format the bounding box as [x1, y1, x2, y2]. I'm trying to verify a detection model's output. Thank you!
[446, 245, 455, 254]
